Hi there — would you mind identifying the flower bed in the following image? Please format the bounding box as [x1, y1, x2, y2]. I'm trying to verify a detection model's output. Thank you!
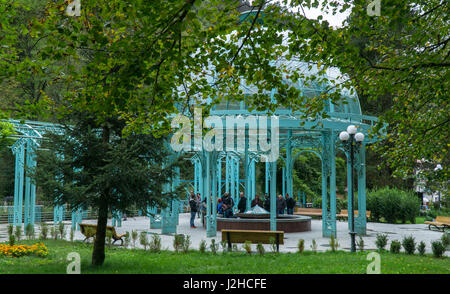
[0, 243, 48, 258]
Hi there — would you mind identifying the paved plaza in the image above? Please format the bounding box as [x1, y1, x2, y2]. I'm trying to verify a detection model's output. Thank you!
[0, 213, 448, 256]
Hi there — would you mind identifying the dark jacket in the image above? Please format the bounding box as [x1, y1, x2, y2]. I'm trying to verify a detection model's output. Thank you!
[251, 198, 264, 208]
[237, 197, 247, 213]
[189, 199, 198, 212]
[276, 198, 286, 211]
[263, 197, 271, 211]
[286, 197, 296, 209]
[222, 196, 234, 211]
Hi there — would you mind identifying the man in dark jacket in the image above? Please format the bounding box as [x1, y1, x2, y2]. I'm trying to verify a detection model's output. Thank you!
[189, 193, 197, 228]
[276, 194, 286, 215]
[286, 193, 296, 215]
[237, 192, 247, 213]
[251, 194, 264, 208]
[222, 192, 234, 218]
[263, 193, 271, 212]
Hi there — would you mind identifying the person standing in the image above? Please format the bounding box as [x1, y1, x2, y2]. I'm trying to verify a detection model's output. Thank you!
[222, 192, 234, 218]
[189, 193, 197, 228]
[263, 193, 271, 212]
[276, 194, 286, 215]
[237, 192, 247, 213]
[196, 193, 201, 218]
[251, 194, 264, 208]
[286, 193, 296, 215]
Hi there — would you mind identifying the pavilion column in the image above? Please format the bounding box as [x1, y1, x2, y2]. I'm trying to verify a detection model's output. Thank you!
[206, 151, 217, 237]
[282, 166, 286, 197]
[230, 156, 236, 203]
[329, 134, 337, 237]
[321, 153, 328, 236]
[346, 152, 353, 231]
[270, 160, 277, 231]
[13, 140, 25, 226]
[194, 159, 199, 195]
[265, 161, 269, 195]
[355, 144, 367, 235]
[225, 154, 230, 193]
[235, 157, 240, 205]
[244, 139, 250, 210]
[286, 138, 293, 199]
[24, 141, 37, 227]
[218, 155, 222, 198]
[251, 159, 256, 200]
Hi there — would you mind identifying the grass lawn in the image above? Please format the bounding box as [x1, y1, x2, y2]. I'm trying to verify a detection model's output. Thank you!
[0, 240, 449, 274]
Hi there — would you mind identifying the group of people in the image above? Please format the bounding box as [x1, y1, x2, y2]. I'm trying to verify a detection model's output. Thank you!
[189, 191, 297, 228]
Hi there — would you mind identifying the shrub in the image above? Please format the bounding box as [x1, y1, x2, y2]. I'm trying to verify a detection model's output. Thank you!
[269, 237, 277, 253]
[40, 223, 48, 240]
[256, 243, 265, 256]
[367, 188, 420, 224]
[199, 240, 207, 253]
[402, 236, 416, 254]
[418, 241, 426, 255]
[58, 222, 65, 240]
[50, 226, 57, 240]
[375, 233, 388, 251]
[329, 235, 339, 252]
[182, 236, 191, 253]
[441, 233, 449, 247]
[131, 230, 138, 248]
[8, 224, 14, 245]
[70, 227, 74, 242]
[14, 226, 22, 242]
[210, 239, 219, 254]
[390, 240, 401, 254]
[297, 239, 305, 254]
[149, 234, 161, 253]
[25, 223, 34, 240]
[123, 232, 130, 248]
[311, 239, 317, 252]
[173, 234, 185, 252]
[139, 231, 148, 250]
[232, 244, 238, 252]
[243, 241, 252, 254]
[357, 236, 364, 252]
[431, 241, 446, 258]
[220, 240, 227, 253]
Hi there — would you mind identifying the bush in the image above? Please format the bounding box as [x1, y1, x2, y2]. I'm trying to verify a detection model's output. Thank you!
[139, 231, 148, 250]
[149, 234, 161, 253]
[297, 239, 305, 254]
[58, 222, 65, 240]
[329, 235, 339, 252]
[431, 241, 446, 258]
[256, 243, 265, 256]
[220, 240, 227, 253]
[183, 236, 191, 253]
[173, 234, 184, 252]
[106, 231, 113, 248]
[441, 233, 449, 247]
[402, 236, 416, 254]
[199, 240, 207, 253]
[375, 233, 388, 251]
[311, 239, 317, 252]
[14, 226, 22, 242]
[418, 241, 426, 255]
[269, 237, 277, 253]
[123, 232, 130, 248]
[367, 187, 420, 224]
[40, 223, 48, 240]
[243, 241, 252, 254]
[390, 240, 401, 254]
[210, 239, 219, 254]
[131, 230, 138, 248]
[357, 236, 364, 252]
[70, 227, 75, 242]
[25, 223, 35, 240]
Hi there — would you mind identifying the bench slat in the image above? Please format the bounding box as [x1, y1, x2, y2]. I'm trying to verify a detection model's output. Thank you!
[221, 230, 284, 245]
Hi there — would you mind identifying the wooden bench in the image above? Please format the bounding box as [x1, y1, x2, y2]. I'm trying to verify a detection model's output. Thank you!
[79, 223, 126, 245]
[294, 208, 323, 217]
[337, 210, 371, 221]
[221, 229, 284, 252]
[424, 216, 450, 232]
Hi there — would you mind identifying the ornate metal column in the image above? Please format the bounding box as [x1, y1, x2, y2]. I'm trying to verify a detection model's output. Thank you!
[12, 139, 25, 226]
[355, 144, 367, 235]
[270, 160, 277, 231]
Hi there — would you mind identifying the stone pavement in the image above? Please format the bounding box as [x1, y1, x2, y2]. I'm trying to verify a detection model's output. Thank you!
[0, 213, 448, 256]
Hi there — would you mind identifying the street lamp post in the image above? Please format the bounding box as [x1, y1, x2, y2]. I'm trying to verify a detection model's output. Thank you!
[339, 125, 364, 253]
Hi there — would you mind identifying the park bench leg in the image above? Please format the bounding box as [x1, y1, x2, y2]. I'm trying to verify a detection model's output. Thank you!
[227, 232, 232, 252]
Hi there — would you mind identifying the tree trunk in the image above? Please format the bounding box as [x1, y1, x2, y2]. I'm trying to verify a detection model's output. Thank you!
[91, 197, 108, 266]
[92, 125, 111, 266]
